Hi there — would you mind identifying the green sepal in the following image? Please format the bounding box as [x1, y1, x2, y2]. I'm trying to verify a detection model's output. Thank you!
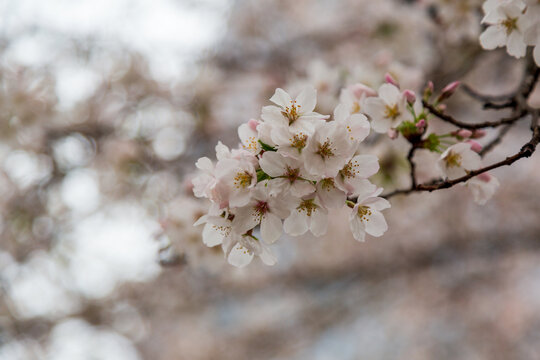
[258, 140, 277, 152]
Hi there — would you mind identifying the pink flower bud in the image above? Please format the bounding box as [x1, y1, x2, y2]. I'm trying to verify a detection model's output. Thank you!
[427, 81, 434, 92]
[403, 89, 416, 104]
[248, 119, 259, 132]
[467, 140, 483, 153]
[457, 129, 472, 138]
[415, 119, 426, 129]
[471, 129, 486, 139]
[384, 73, 399, 87]
[438, 104, 447, 111]
[423, 81, 434, 100]
[350, 83, 377, 98]
[442, 81, 460, 96]
[477, 172, 492, 182]
[387, 128, 398, 139]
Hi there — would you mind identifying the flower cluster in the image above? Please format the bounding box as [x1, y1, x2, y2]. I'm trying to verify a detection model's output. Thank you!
[480, 0, 540, 65]
[192, 87, 390, 267]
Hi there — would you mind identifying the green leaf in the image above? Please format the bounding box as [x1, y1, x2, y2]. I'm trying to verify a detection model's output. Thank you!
[258, 140, 277, 152]
[256, 169, 271, 182]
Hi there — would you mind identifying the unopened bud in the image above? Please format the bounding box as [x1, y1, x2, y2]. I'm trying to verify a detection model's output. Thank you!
[438, 104, 447, 111]
[350, 83, 377, 98]
[384, 73, 399, 87]
[456, 129, 472, 138]
[248, 119, 259, 132]
[467, 140, 483, 153]
[403, 89, 416, 105]
[387, 128, 398, 139]
[416, 119, 426, 129]
[423, 81, 434, 100]
[471, 129, 486, 139]
[437, 81, 460, 102]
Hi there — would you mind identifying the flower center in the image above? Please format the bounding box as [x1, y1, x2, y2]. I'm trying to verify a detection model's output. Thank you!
[340, 159, 360, 179]
[384, 104, 400, 120]
[357, 205, 372, 221]
[316, 139, 335, 159]
[282, 100, 301, 125]
[297, 199, 318, 217]
[285, 166, 300, 183]
[243, 136, 258, 152]
[254, 201, 269, 215]
[319, 178, 336, 191]
[233, 171, 252, 189]
[289, 132, 308, 152]
[444, 151, 462, 168]
[502, 17, 518, 34]
[212, 224, 231, 237]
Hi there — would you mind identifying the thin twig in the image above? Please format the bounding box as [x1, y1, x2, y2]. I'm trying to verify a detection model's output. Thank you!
[422, 101, 526, 129]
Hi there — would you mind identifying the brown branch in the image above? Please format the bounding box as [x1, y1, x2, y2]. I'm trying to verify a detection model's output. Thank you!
[422, 101, 527, 129]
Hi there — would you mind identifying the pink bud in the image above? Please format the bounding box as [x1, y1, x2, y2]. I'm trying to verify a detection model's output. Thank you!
[457, 129, 472, 138]
[403, 89, 416, 104]
[384, 73, 399, 87]
[387, 128, 398, 139]
[467, 140, 483, 153]
[471, 129, 486, 139]
[442, 81, 460, 95]
[247, 119, 259, 132]
[350, 83, 377, 98]
[438, 104, 447, 111]
[416, 119, 426, 129]
[477, 172, 492, 182]
[427, 81, 434, 92]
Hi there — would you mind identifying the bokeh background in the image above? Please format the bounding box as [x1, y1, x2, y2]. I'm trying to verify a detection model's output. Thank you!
[1, 0, 540, 359]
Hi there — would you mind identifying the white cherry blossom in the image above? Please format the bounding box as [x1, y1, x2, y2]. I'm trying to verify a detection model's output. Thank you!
[333, 104, 371, 150]
[465, 173, 500, 205]
[259, 151, 315, 197]
[480, 1, 531, 58]
[270, 125, 309, 160]
[303, 121, 353, 178]
[338, 83, 377, 116]
[335, 155, 379, 195]
[225, 234, 277, 267]
[283, 196, 328, 237]
[261, 87, 328, 134]
[437, 142, 482, 180]
[238, 120, 261, 155]
[232, 181, 295, 244]
[363, 83, 413, 133]
[349, 187, 390, 242]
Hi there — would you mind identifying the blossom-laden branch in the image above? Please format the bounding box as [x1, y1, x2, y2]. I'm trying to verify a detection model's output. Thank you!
[385, 49, 539, 200]
[191, 0, 540, 267]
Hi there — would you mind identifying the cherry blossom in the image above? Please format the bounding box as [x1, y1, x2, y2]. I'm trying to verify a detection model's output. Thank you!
[283, 196, 328, 237]
[259, 151, 315, 197]
[363, 83, 413, 133]
[232, 182, 295, 244]
[349, 187, 390, 242]
[465, 173, 500, 205]
[437, 142, 482, 180]
[261, 87, 328, 134]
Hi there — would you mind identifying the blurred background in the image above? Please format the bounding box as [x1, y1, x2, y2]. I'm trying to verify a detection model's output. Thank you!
[1, 0, 540, 359]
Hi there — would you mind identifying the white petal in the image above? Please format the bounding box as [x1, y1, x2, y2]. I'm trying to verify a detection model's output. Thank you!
[290, 180, 316, 197]
[351, 154, 380, 178]
[259, 243, 277, 266]
[232, 206, 259, 234]
[261, 105, 288, 126]
[378, 84, 401, 105]
[349, 213, 366, 242]
[227, 243, 254, 268]
[260, 213, 283, 244]
[316, 179, 347, 208]
[333, 103, 350, 123]
[295, 87, 317, 113]
[259, 151, 286, 177]
[195, 157, 213, 171]
[283, 210, 309, 236]
[309, 208, 328, 237]
[202, 223, 225, 247]
[269, 88, 292, 108]
[479, 26, 507, 50]
[363, 197, 391, 211]
[506, 31, 527, 58]
[364, 211, 388, 237]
